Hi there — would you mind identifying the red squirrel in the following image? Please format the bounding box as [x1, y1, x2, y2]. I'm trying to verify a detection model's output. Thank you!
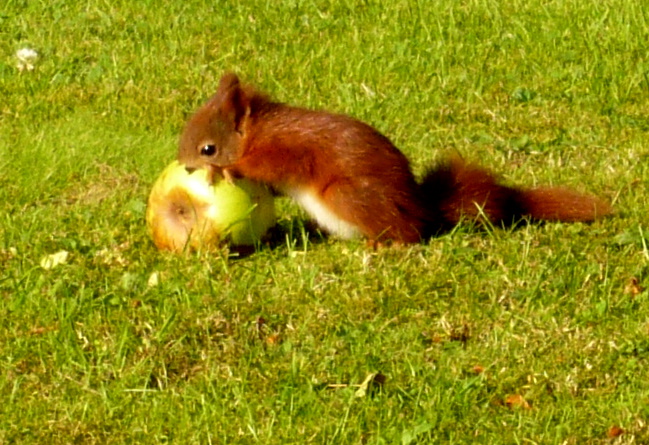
[177, 73, 611, 243]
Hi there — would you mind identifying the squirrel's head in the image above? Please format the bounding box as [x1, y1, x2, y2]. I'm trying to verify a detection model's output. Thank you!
[178, 72, 251, 171]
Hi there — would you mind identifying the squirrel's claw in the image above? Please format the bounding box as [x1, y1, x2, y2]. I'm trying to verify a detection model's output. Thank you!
[221, 167, 236, 184]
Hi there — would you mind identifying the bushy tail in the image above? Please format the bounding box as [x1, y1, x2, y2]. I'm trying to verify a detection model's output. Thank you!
[514, 186, 611, 222]
[418, 159, 611, 233]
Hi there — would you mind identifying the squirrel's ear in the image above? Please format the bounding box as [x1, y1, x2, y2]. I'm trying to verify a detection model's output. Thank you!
[215, 72, 249, 132]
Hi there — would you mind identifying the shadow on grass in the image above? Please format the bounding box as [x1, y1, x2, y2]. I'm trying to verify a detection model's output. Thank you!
[229, 216, 330, 259]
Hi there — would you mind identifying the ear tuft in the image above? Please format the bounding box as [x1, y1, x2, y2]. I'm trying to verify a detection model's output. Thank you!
[217, 72, 241, 95]
[215, 72, 249, 131]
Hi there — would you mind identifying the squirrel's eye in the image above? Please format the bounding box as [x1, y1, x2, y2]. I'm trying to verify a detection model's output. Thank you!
[200, 144, 216, 156]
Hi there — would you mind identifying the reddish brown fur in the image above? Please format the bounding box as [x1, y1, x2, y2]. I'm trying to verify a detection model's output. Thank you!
[419, 160, 611, 230]
[177, 73, 611, 243]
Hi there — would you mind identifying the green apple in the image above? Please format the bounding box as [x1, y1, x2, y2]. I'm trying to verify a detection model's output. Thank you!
[146, 160, 275, 252]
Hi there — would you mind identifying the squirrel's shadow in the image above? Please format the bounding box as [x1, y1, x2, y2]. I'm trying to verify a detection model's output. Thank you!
[229, 214, 548, 259]
[228, 217, 329, 259]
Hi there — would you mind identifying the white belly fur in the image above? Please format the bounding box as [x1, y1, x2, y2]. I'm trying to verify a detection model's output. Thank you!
[285, 187, 361, 239]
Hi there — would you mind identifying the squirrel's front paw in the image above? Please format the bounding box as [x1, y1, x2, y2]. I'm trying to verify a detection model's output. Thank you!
[207, 163, 242, 184]
[205, 164, 235, 184]
[205, 164, 223, 184]
[221, 165, 245, 184]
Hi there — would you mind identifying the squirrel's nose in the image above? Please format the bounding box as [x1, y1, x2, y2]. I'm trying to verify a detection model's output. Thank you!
[184, 167, 197, 174]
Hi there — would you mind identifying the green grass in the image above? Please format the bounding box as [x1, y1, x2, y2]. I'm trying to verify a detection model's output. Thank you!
[1, 0, 649, 443]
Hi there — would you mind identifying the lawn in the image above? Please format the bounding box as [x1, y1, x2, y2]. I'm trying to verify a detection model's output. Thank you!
[1, 0, 648, 443]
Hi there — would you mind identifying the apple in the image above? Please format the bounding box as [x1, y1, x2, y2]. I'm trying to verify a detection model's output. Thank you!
[146, 160, 275, 252]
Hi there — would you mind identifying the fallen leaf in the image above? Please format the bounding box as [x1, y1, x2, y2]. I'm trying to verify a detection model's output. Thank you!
[449, 323, 471, 344]
[422, 331, 444, 344]
[265, 333, 281, 345]
[29, 324, 59, 335]
[472, 365, 485, 374]
[147, 272, 160, 288]
[95, 243, 130, 267]
[40, 250, 69, 269]
[505, 394, 531, 410]
[0, 247, 17, 263]
[625, 277, 644, 297]
[607, 426, 624, 438]
[354, 372, 386, 398]
[323, 372, 386, 396]
[16, 47, 38, 71]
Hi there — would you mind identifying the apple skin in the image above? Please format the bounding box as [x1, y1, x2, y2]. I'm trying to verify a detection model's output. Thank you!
[146, 161, 275, 252]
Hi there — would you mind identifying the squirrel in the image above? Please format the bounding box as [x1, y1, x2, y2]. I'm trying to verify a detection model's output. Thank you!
[177, 72, 611, 243]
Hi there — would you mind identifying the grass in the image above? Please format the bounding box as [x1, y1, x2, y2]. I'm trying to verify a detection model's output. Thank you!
[1, 0, 648, 443]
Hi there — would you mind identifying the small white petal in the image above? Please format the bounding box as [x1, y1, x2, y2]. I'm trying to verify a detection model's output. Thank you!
[16, 48, 38, 72]
[16, 48, 38, 62]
